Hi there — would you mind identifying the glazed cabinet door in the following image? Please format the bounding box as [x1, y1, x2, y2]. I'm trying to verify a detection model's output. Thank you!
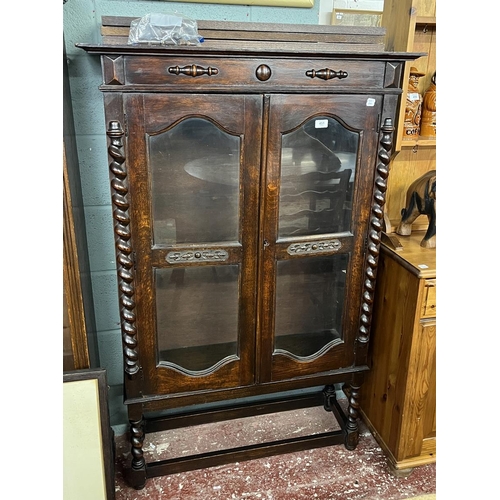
[124, 94, 263, 396]
[260, 94, 382, 382]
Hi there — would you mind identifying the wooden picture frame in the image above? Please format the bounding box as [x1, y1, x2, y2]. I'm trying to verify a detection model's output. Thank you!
[159, 0, 313, 6]
[331, 9, 382, 27]
[63, 369, 115, 500]
[63, 39, 99, 372]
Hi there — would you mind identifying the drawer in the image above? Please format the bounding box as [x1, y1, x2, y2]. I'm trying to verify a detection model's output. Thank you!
[421, 279, 436, 318]
[110, 55, 386, 91]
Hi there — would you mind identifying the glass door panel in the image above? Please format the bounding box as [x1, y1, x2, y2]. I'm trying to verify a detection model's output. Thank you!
[149, 117, 240, 245]
[127, 93, 262, 394]
[261, 94, 381, 381]
[155, 265, 240, 374]
[274, 254, 348, 360]
[279, 116, 358, 238]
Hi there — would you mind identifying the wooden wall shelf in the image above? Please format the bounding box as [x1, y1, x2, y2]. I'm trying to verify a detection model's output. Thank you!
[416, 16, 436, 25]
[382, 0, 436, 232]
[401, 139, 436, 148]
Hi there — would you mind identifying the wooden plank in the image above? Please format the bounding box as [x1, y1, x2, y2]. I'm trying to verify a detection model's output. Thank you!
[101, 36, 130, 45]
[98, 15, 389, 53]
[200, 30, 382, 44]
[101, 15, 386, 36]
[197, 20, 385, 35]
[99, 37, 386, 53]
[145, 393, 324, 432]
[401, 139, 436, 147]
[416, 16, 436, 25]
[101, 25, 385, 45]
[101, 26, 131, 36]
[146, 431, 345, 477]
[382, 0, 416, 52]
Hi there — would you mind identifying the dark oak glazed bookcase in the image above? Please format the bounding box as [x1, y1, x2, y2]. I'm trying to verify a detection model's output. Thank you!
[79, 18, 419, 489]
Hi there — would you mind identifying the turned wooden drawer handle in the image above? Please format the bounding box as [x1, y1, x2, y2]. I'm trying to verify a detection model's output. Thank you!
[306, 68, 348, 80]
[168, 64, 219, 77]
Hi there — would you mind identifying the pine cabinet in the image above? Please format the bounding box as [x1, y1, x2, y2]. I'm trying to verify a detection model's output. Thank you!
[78, 18, 418, 489]
[359, 231, 436, 472]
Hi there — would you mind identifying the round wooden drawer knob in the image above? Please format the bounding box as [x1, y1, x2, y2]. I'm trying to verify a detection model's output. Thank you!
[256, 64, 272, 81]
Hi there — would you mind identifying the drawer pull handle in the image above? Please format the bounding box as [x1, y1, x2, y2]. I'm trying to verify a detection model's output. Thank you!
[256, 64, 272, 81]
[306, 68, 348, 81]
[168, 64, 219, 77]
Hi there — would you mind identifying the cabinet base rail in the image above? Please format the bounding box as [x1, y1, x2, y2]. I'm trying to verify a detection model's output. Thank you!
[123, 385, 358, 490]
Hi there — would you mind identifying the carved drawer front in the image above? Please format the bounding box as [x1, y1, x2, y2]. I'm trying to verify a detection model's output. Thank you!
[116, 56, 386, 90]
[421, 279, 436, 318]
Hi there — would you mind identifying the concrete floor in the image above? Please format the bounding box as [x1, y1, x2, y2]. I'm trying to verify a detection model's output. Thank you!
[113, 399, 436, 500]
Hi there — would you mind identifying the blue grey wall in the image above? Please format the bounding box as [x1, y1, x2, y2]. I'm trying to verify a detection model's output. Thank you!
[63, 0, 322, 434]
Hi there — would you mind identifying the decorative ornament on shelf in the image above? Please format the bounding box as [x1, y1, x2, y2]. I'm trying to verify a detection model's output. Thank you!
[403, 67, 425, 139]
[420, 72, 436, 138]
[396, 170, 436, 249]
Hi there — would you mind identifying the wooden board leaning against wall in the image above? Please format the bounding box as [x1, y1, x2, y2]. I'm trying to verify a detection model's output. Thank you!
[382, 0, 436, 233]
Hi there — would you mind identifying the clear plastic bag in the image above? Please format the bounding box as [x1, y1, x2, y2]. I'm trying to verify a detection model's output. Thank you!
[128, 13, 204, 46]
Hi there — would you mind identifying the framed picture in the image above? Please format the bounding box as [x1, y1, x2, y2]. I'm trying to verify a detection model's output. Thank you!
[331, 9, 382, 27]
[63, 369, 115, 500]
[158, 0, 313, 6]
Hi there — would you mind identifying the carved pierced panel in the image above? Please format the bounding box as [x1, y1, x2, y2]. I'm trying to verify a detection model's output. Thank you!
[166, 248, 229, 263]
[287, 239, 342, 255]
